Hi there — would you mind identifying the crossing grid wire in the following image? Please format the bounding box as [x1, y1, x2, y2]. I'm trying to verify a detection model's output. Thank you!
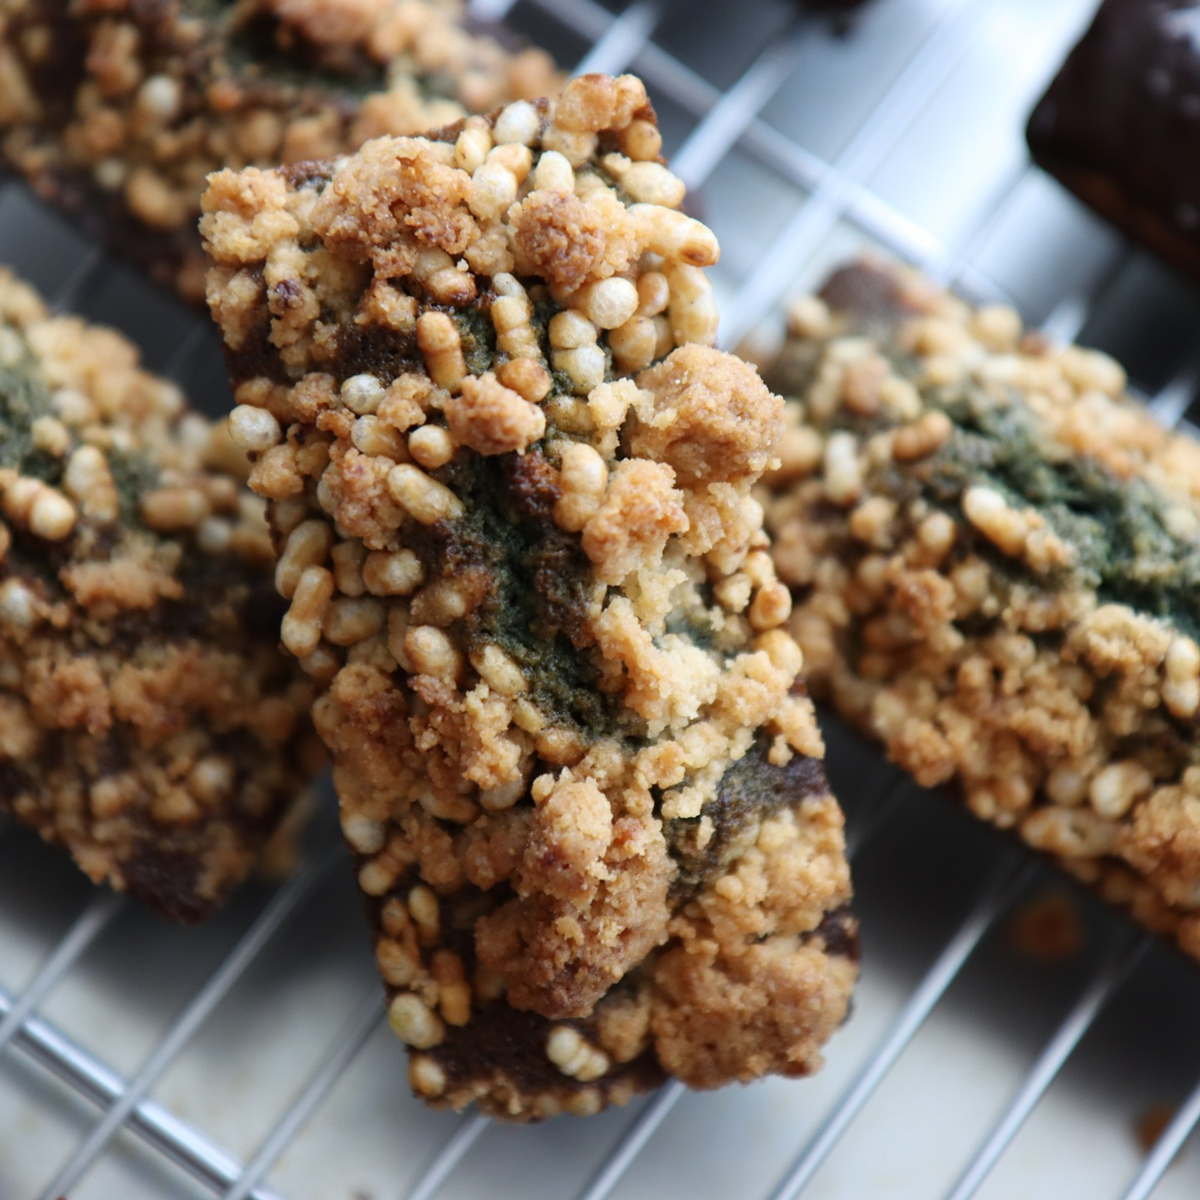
[6, 0, 1200, 1197]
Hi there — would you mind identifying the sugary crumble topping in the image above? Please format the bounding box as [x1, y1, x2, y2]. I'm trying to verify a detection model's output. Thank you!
[203, 74, 856, 1119]
[764, 258, 1200, 964]
[0, 0, 559, 301]
[0, 267, 322, 921]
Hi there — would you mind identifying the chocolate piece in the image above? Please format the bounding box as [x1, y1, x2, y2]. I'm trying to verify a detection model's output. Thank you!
[0, 267, 322, 921]
[0, 0, 558, 304]
[1027, 0, 1200, 280]
[764, 257, 1200, 964]
[202, 75, 857, 1120]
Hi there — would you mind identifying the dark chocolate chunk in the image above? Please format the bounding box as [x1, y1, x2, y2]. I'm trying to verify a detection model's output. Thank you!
[1028, 0, 1200, 280]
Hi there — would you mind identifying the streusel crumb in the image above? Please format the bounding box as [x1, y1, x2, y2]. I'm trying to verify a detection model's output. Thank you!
[764, 257, 1200, 965]
[202, 75, 857, 1120]
[0, 268, 322, 921]
[0, 0, 558, 302]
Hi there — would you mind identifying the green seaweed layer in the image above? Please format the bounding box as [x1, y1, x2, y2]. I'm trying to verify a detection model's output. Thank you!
[0, 333, 59, 485]
[452, 306, 497, 379]
[0, 319, 155, 528]
[925, 386, 1200, 640]
[817, 348, 1200, 641]
[664, 738, 823, 892]
[429, 451, 621, 737]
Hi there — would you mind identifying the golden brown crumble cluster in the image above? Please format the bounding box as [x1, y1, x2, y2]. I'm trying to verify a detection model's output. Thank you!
[0, 268, 321, 921]
[0, 0, 558, 301]
[762, 258, 1200, 963]
[202, 74, 857, 1120]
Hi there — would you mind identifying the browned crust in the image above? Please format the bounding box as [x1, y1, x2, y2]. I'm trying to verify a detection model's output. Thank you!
[1032, 166, 1200, 285]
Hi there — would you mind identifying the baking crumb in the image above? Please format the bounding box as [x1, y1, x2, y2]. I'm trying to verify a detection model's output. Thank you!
[1136, 1102, 1178, 1154]
[763, 257, 1200, 968]
[1007, 890, 1086, 965]
[0, 0, 559, 303]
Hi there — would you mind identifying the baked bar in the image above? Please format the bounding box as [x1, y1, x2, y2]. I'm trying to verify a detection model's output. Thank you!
[0, 268, 321, 921]
[202, 74, 857, 1120]
[1027, 0, 1200, 280]
[0, 0, 557, 303]
[763, 258, 1200, 962]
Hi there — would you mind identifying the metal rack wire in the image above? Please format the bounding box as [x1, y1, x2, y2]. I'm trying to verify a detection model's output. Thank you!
[5, 0, 1200, 1196]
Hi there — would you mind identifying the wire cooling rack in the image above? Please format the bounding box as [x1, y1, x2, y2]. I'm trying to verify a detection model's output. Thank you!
[5, 0, 1200, 1196]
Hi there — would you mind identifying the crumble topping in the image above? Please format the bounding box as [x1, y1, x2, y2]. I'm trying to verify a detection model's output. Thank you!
[0, 267, 321, 920]
[764, 258, 1200, 963]
[203, 75, 857, 1119]
[0, 0, 559, 300]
